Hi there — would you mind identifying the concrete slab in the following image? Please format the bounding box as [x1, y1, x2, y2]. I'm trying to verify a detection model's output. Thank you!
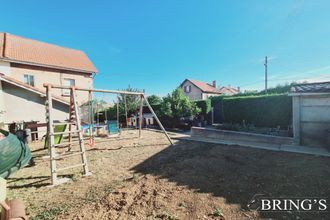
[171, 136, 330, 157]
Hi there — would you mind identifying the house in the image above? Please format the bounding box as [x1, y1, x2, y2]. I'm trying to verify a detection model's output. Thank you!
[0, 33, 97, 131]
[180, 79, 240, 100]
[290, 81, 330, 148]
[128, 106, 155, 128]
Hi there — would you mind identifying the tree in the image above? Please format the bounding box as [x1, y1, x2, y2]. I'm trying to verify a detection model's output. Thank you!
[160, 88, 201, 120]
[117, 85, 143, 116]
[147, 95, 162, 105]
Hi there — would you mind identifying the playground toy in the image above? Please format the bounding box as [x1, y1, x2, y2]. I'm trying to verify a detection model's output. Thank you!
[44, 84, 173, 186]
[0, 130, 32, 179]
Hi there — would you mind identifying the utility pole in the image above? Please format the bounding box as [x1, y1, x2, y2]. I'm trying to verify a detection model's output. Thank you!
[264, 56, 268, 94]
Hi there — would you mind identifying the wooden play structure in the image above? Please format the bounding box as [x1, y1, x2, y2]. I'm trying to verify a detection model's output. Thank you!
[44, 84, 173, 186]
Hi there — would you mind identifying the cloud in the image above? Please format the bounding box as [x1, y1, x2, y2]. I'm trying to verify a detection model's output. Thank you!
[270, 65, 330, 81]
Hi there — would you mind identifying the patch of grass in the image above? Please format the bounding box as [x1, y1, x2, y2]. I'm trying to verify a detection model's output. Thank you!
[84, 186, 102, 202]
[89, 156, 97, 162]
[71, 173, 79, 182]
[31, 206, 69, 220]
[103, 185, 113, 193]
[213, 208, 224, 217]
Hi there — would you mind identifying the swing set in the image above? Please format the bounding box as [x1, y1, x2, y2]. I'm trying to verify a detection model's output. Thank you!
[44, 83, 172, 186]
[82, 89, 145, 146]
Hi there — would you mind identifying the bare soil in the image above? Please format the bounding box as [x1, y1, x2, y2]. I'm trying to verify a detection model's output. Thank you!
[6, 130, 330, 220]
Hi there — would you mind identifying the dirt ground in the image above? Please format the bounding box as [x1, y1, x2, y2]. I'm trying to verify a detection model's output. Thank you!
[6, 130, 330, 220]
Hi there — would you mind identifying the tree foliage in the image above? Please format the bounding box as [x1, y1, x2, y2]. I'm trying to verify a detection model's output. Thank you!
[117, 86, 143, 116]
[160, 88, 201, 119]
[147, 95, 162, 105]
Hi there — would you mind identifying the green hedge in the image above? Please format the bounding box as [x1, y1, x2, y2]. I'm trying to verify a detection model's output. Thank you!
[194, 99, 211, 116]
[211, 94, 292, 128]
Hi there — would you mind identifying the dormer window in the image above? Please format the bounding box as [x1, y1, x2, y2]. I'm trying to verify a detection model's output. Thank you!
[184, 85, 191, 93]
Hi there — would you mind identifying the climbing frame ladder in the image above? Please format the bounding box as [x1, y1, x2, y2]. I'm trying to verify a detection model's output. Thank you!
[45, 85, 91, 186]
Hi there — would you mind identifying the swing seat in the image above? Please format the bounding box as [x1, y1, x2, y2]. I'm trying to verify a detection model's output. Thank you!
[82, 124, 95, 135]
[107, 120, 120, 134]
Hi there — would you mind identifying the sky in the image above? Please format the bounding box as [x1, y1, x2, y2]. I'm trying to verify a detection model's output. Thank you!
[1, 0, 330, 96]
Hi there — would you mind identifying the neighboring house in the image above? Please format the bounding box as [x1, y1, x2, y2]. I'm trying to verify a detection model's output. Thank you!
[0, 33, 97, 129]
[290, 81, 330, 148]
[180, 79, 239, 100]
[128, 106, 155, 128]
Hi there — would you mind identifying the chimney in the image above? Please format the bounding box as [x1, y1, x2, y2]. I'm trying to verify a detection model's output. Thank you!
[237, 86, 240, 92]
[212, 80, 216, 88]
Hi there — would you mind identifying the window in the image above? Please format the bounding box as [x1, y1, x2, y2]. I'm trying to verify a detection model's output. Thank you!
[23, 75, 35, 86]
[184, 85, 191, 93]
[64, 78, 75, 87]
[62, 78, 75, 96]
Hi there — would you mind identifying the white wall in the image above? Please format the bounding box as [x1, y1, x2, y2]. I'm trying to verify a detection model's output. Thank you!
[10, 64, 93, 105]
[0, 61, 11, 76]
[202, 93, 221, 100]
[2, 81, 69, 124]
[293, 94, 330, 147]
[0, 82, 5, 125]
[181, 81, 203, 100]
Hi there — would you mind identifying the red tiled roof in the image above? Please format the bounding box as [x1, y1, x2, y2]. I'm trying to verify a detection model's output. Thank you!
[0, 33, 4, 58]
[218, 86, 239, 95]
[187, 79, 222, 94]
[181, 79, 240, 95]
[0, 33, 97, 73]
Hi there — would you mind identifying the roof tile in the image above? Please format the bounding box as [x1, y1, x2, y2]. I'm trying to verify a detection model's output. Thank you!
[291, 81, 330, 93]
[188, 79, 222, 94]
[0, 33, 97, 73]
[186, 79, 239, 95]
[0, 33, 4, 58]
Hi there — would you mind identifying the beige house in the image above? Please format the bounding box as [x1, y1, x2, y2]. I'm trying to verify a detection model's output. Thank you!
[0, 33, 97, 129]
[180, 79, 240, 100]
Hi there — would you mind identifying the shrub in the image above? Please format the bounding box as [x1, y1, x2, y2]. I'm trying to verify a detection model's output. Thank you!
[146, 95, 162, 105]
[160, 88, 201, 119]
[211, 94, 292, 128]
[194, 99, 211, 116]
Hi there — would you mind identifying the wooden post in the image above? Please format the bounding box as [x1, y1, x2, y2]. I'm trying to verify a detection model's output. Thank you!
[143, 94, 174, 145]
[88, 91, 94, 146]
[68, 89, 74, 151]
[46, 85, 57, 185]
[124, 95, 128, 128]
[117, 96, 120, 128]
[139, 94, 143, 138]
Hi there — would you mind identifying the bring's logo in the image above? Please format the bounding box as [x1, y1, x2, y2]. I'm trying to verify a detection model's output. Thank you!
[247, 194, 328, 212]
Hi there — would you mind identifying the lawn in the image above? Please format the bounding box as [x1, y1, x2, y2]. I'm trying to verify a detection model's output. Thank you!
[6, 130, 330, 219]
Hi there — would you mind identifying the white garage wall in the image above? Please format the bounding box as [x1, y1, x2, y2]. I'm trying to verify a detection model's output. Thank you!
[293, 94, 330, 147]
[2, 81, 69, 124]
